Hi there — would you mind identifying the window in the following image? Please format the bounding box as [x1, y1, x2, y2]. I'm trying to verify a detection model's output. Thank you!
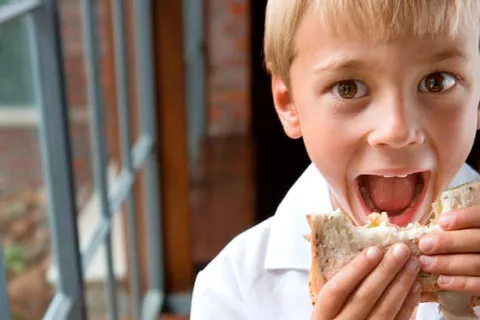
[0, 0, 34, 109]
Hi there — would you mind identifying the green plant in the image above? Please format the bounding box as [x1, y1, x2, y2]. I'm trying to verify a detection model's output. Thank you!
[4, 244, 27, 275]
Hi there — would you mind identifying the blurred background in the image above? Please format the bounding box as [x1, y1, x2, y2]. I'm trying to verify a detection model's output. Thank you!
[0, 0, 480, 319]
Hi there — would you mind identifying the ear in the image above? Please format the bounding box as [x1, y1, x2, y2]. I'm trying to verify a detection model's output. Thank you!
[271, 76, 302, 139]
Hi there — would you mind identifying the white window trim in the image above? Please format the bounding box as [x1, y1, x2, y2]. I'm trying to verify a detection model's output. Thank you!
[0, 106, 89, 127]
[46, 164, 127, 285]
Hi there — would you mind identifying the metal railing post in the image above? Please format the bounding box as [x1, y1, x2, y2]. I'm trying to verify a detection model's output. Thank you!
[133, 0, 165, 318]
[29, 0, 86, 318]
[81, 0, 119, 319]
[111, 0, 142, 317]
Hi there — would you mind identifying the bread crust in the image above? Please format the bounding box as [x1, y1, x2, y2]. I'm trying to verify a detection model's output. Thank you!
[307, 215, 323, 307]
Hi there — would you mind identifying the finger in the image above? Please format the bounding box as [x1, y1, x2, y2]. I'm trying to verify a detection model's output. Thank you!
[439, 206, 480, 230]
[368, 258, 420, 319]
[420, 254, 480, 276]
[314, 246, 383, 319]
[418, 230, 480, 254]
[336, 243, 411, 319]
[437, 275, 480, 293]
[394, 284, 421, 320]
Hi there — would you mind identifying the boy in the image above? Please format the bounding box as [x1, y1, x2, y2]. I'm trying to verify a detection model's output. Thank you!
[191, 0, 480, 319]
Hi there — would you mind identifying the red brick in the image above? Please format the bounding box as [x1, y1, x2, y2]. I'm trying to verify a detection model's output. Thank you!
[206, 0, 250, 137]
[229, 3, 247, 16]
[0, 124, 93, 195]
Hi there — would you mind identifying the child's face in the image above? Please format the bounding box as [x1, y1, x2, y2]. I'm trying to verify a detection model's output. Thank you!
[272, 9, 480, 226]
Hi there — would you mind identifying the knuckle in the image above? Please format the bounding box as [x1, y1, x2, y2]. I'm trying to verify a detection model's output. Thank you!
[440, 233, 452, 250]
[352, 286, 370, 301]
[456, 277, 469, 290]
[464, 276, 480, 292]
[324, 280, 347, 298]
[473, 258, 480, 276]
[445, 276, 469, 291]
[437, 232, 459, 253]
[474, 233, 480, 250]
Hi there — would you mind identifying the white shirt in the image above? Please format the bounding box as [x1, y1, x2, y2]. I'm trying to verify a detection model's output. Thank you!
[191, 163, 480, 320]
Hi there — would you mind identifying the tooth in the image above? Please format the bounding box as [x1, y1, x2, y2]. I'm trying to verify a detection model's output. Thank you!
[381, 174, 409, 178]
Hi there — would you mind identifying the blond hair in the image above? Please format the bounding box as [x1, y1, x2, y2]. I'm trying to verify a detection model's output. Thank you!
[264, 0, 480, 82]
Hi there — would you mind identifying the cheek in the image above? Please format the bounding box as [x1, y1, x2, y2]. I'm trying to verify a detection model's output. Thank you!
[298, 108, 359, 185]
[429, 108, 477, 183]
[435, 116, 473, 151]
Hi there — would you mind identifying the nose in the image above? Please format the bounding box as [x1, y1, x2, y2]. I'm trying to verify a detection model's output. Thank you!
[367, 102, 424, 149]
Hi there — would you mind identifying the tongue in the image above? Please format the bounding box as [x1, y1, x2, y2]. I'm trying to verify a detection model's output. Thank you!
[365, 175, 417, 212]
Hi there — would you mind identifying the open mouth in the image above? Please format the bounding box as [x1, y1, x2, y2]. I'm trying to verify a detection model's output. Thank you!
[355, 171, 429, 226]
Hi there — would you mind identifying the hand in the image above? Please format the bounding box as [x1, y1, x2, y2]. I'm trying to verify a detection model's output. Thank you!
[419, 206, 480, 294]
[311, 243, 421, 320]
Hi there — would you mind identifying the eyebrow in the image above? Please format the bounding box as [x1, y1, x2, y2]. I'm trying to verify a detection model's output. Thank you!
[313, 48, 468, 73]
[428, 48, 468, 63]
[313, 56, 367, 73]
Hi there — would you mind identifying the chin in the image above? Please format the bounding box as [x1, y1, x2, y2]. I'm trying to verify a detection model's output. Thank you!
[352, 171, 434, 227]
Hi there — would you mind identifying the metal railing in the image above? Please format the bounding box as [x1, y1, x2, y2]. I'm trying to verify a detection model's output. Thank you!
[0, 0, 165, 319]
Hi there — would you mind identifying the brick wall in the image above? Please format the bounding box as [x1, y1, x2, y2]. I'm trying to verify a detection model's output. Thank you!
[60, 0, 110, 109]
[60, 0, 87, 108]
[0, 125, 92, 197]
[206, 0, 251, 137]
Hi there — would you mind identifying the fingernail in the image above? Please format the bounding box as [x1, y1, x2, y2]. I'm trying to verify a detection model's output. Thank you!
[393, 243, 409, 259]
[439, 215, 453, 229]
[366, 246, 381, 260]
[420, 255, 435, 267]
[438, 276, 453, 286]
[419, 237, 435, 253]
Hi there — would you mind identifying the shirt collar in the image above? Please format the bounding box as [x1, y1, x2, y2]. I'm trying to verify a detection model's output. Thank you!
[264, 163, 332, 270]
[264, 163, 479, 271]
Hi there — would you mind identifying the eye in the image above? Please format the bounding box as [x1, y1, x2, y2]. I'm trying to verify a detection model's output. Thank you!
[332, 80, 369, 99]
[418, 72, 457, 93]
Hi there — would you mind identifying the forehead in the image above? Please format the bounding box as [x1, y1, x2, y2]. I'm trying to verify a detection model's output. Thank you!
[293, 4, 479, 67]
[306, 0, 479, 45]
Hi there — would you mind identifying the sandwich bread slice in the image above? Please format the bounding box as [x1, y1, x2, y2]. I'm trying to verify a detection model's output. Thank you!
[307, 182, 480, 319]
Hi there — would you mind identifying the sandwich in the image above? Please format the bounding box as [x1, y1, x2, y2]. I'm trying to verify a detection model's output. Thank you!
[307, 182, 480, 319]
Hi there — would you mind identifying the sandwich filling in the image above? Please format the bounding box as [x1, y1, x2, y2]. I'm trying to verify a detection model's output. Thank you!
[357, 172, 428, 225]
